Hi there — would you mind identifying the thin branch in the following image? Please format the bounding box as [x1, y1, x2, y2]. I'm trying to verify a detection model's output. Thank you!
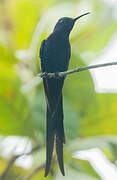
[0, 155, 18, 180]
[22, 61, 117, 93]
[39, 61, 117, 79]
[0, 145, 40, 180]
[23, 164, 45, 180]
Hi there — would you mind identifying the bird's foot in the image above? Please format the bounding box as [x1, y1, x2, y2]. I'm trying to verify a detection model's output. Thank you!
[40, 72, 48, 79]
[54, 72, 60, 79]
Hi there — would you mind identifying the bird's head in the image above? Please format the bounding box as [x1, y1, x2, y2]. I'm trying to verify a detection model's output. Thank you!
[53, 12, 90, 35]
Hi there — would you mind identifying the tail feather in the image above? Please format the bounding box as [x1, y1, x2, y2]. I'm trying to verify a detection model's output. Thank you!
[56, 133, 65, 176]
[55, 94, 65, 175]
[45, 94, 65, 177]
[44, 131, 54, 177]
[44, 105, 55, 177]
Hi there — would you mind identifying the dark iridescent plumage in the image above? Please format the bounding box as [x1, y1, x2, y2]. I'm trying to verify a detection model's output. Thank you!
[39, 12, 90, 177]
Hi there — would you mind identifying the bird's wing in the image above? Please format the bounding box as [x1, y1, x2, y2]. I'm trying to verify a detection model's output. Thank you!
[40, 39, 56, 176]
[39, 39, 46, 72]
[39, 39, 65, 176]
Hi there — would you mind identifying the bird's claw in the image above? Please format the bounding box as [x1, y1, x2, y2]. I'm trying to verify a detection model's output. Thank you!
[40, 72, 48, 79]
[54, 72, 60, 79]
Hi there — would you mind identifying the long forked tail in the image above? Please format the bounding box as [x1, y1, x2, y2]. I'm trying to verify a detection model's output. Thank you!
[44, 95, 65, 177]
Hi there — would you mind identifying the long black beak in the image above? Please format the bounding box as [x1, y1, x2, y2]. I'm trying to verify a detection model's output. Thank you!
[74, 12, 90, 22]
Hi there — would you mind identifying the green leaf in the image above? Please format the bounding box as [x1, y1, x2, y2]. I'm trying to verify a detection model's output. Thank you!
[68, 136, 117, 152]
[64, 97, 80, 141]
[0, 45, 33, 137]
[56, 166, 100, 180]
[81, 94, 117, 136]
[64, 53, 95, 118]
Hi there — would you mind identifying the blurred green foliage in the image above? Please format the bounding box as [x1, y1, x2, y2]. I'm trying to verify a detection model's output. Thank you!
[0, 0, 117, 179]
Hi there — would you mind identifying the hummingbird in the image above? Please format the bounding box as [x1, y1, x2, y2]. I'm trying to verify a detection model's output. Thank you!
[39, 12, 90, 177]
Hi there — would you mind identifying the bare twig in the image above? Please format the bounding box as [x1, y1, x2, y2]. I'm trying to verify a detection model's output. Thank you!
[22, 61, 117, 93]
[23, 164, 45, 180]
[0, 155, 19, 180]
[39, 61, 117, 79]
[0, 145, 40, 180]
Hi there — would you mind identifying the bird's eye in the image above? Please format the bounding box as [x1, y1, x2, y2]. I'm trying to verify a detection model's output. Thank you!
[60, 20, 63, 23]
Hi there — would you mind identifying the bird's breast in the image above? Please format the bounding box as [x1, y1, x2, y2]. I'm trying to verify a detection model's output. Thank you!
[45, 35, 71, 72]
